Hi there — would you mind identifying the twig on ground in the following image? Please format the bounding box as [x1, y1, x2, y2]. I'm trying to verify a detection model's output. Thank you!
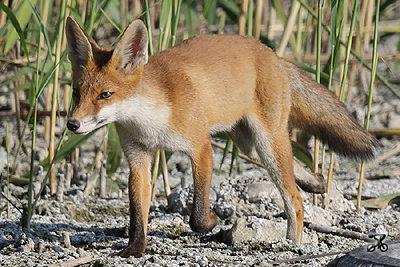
[305, 222, 373, 242]
[376, 146, 400, 164]
[266, 250, 349, 265]
[48, 255, 100, 267]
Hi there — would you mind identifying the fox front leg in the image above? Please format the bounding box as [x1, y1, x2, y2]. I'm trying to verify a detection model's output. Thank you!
[114, 148, 152, 258]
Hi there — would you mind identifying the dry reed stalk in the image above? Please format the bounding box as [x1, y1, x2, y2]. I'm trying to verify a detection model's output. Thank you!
[120, 0, 128, 30]
[48, 86, 56, 193]
[78, 0, 87, 23]
[360, 0, 375, 90]
[45, 84, 53, 144]
[131, 0, 143, 19]
[151, 150, 160, 202]
[13, 47, 31, 160]
[99, 160, 107, 198]
[247, 0, 253, 35]
[253, 0, 263, 39]
[0, 0, 9, 27]
[324, 151, 335, 209]
[313, 0, 323, 206]
[60, 11, 70, 127]
[40, 0, 51, 54]
[161, 150, 171, 197]
[363, 0, 374, 52]
[357, 0, 379, 212]
[161, 5, 172, 51]
[43, 0, 53, 145]
[369, 128, 400, 136]
[264, 0, 271, 37]
[340, 0, 348, 70]
[63, 73, 71, 125]
[346, 0, 368, 101]
[276, 1, 300, 57]
[49, 0, 69, 194]
[238, 0, 249, 35]
[295, 4, 304, 62]
[312, 140, 319, 205]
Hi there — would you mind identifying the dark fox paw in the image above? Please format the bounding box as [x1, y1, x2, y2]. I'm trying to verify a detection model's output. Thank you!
[111, 242, 146, 258]
[189, 209, 219, 233]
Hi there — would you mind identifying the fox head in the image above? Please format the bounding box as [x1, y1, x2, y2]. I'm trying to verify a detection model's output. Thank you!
[65, 16, 149, 135]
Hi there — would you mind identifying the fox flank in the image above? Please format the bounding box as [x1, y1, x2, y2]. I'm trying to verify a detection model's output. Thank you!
[65, 16, 377, 257]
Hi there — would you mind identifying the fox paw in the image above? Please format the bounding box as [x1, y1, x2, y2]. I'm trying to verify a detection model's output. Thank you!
[111, 242, 146, 258]
[189, 209, 219, 233]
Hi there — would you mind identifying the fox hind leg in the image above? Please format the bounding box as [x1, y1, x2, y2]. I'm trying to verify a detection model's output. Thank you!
[229, 117, 303, 244]
[188, 137, 219, 233]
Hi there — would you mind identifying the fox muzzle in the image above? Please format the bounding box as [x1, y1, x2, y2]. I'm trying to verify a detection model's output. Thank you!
[67, 119, 80, 132]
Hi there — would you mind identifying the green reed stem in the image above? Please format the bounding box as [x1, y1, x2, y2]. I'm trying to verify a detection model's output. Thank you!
[144, 0, 154, 55]
[171, 0, 182, 46]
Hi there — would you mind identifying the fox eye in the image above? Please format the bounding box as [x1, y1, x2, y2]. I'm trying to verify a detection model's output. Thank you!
[98, 91, 113, 100]
[72, 88, 79, 97]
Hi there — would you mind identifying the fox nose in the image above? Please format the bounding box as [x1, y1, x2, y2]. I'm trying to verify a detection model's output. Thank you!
[67, 119, 80, 132]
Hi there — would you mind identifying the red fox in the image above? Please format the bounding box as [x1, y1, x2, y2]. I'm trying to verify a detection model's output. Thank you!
[65, 17, 377, 257]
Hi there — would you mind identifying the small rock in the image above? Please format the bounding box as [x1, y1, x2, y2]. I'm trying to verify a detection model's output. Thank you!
[223, 216, 286, 245]
[20, 237, 35, 252]
[326, 181, 355, 212]
[176, 162, 189, 173]
[65, 163, 73, 190]
[214, 203, 235, 219]
[43, 185, 51, 200]
[303, 205, 333, 226]
[387, 113, 400, 129]
[33, 181, 42, 201]
[167, 188, 192, 215]
[180, 177, 187, 188]
[78, 247, 85, 257]
[63, 232, 71, 248]
[34, 148, 47, 162]
[245, 181, 283, 208]
[148, 215, 189, 234]
[37, 240, 45, 252]
[167, 187, 216, 215]
[195, 255, 209, 266]
[56, 170, 65, 202]
[127, 256, 137, 264]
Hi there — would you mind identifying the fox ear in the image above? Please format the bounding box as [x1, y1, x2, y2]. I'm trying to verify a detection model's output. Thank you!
[112, 20, 148, 75]
[65, 16, 93, 68]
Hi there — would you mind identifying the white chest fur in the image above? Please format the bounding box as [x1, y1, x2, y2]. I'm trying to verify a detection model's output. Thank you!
[112, 96, 192, 153]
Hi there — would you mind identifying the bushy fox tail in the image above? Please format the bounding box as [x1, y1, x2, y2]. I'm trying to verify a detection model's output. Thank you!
[281, 59, 378, 160]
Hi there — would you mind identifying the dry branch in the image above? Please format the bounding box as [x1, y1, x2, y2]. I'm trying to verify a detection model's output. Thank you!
[48, 255, 100, 267]
[305, 222, 373, 242]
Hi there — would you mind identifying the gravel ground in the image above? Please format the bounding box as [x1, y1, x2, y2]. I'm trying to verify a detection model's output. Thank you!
[0, 133, 400, 266]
